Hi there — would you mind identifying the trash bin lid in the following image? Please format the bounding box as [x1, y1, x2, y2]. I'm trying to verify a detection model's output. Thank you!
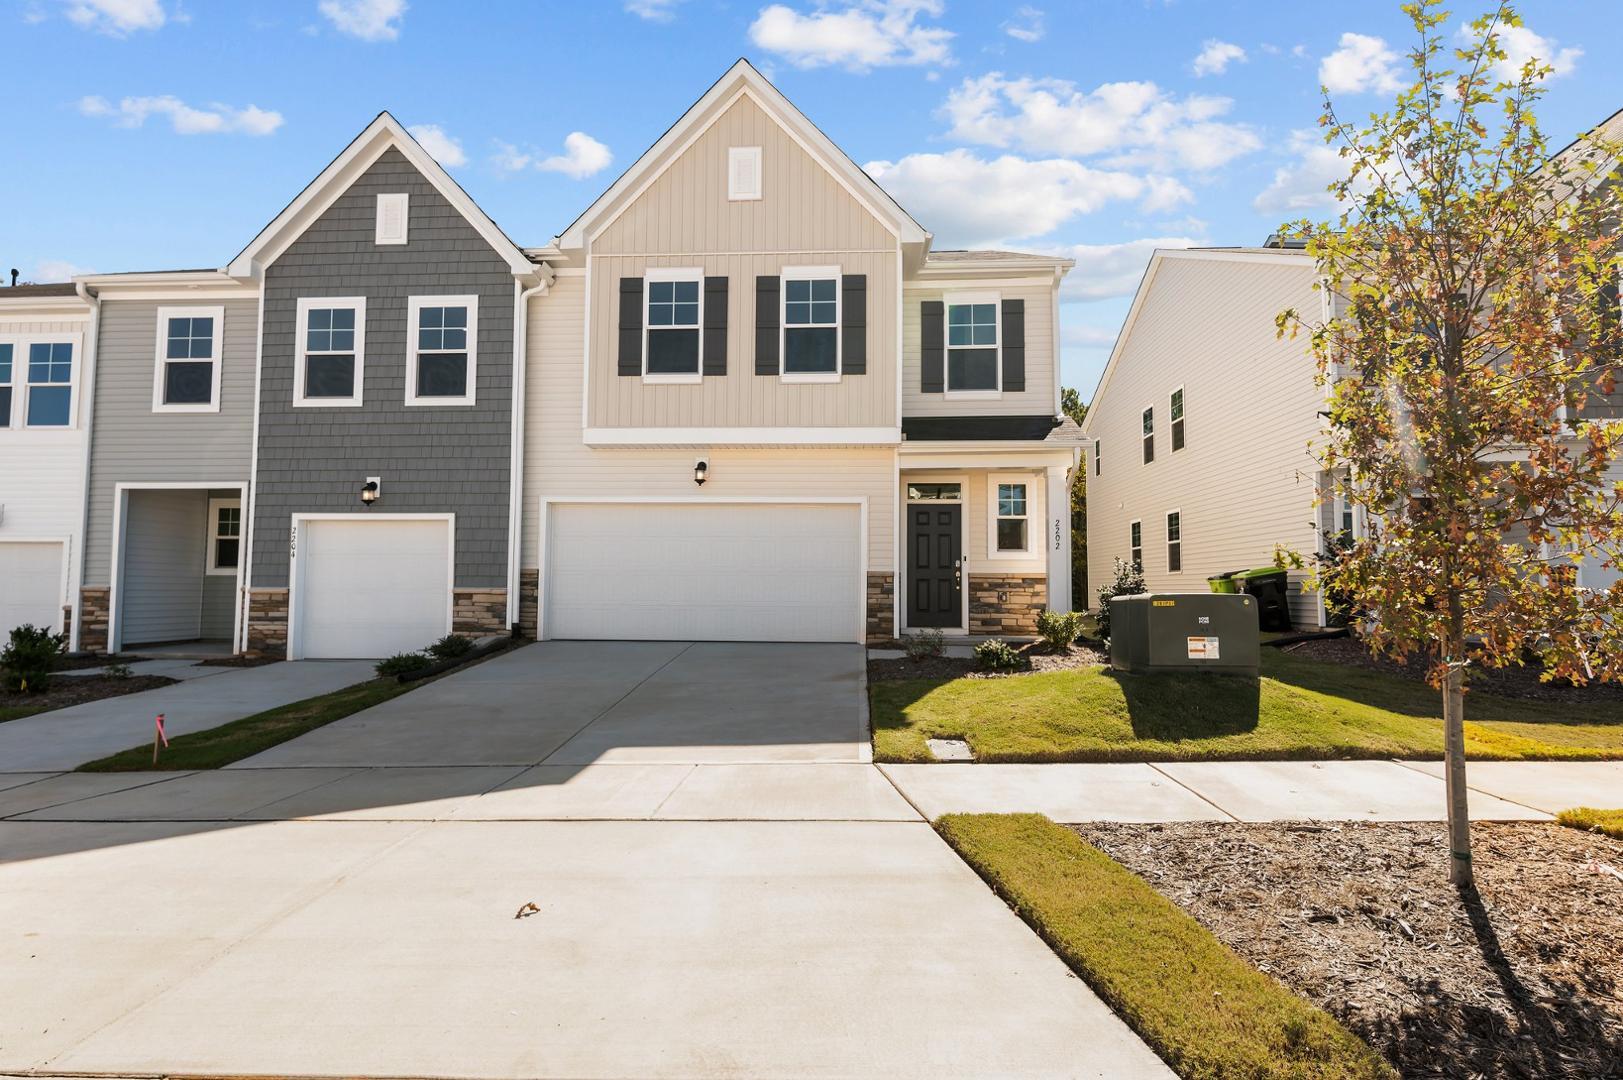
[1233, 566, 1287, 579]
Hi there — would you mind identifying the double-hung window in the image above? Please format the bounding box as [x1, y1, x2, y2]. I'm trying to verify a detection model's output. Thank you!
[945, 293, 999, 394]
[407, 296, 478, 405]
[782, 267, 840, 380]
[1170, 387, 1185, 451]
[1129, 520, 1143, 569]
[154, 306, 224, 412]
[0, 343, 12, 428]
[1141, 405, 1155, 464]
[26, 342, 74, 427]
[295, 297, 365, 407]
[989, 479, 1034, 556]
[644, 269, 702, 381]
[1166, 511, 1182, 573]
[207, 498, 241, 574]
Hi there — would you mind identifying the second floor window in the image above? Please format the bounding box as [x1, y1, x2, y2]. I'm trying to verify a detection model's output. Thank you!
[27, 342, 74, 427]
[783, 269, 839, 379]
[1130, 520, 1142, 569]
[408, 296, 478, 406]
[295, 298, 365, 407]
[1142, 406, 1155, 464]
[154, 307, 222, 412]
[645, 272, 702, 380]
[946, 296, 999, 393]
[0, 344, 11, 428]
[1170, 387, 1185, 451]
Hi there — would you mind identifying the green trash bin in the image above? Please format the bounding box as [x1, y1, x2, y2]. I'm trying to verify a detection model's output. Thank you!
[1207, 573, 1239, 594]
[1231, 567, 1291, 632]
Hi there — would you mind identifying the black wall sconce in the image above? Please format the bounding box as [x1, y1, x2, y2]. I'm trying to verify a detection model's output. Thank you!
[694, 459, 708, 486]
[361, 477, 382, 505]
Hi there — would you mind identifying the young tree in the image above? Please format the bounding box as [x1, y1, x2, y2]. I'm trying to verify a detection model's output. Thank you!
[1062, 387, 1089, 607]
[1279, 1, 1623, 887]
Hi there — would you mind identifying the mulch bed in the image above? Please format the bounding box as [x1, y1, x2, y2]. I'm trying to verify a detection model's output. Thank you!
[1284, 635, 1623, 706]
[1, 674, 178, 716]
[868, 641, 1106, 683]
[197, 654, 281, 668]
[1072, 820, 1623, 1079]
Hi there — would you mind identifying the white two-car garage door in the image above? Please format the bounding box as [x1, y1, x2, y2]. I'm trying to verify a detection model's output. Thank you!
[0, 541, 65, 636]
[293, 517, 452, 659]
[545, 502, 862, 643]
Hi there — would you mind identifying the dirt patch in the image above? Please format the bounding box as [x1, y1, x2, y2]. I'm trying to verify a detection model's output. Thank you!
[868, 641, 1107, 682]
[1284, 635, 1623, 706]
[197, 654, 281, 668]
[1071, 820, 1623, 1079]
[1, 674, 178, 718]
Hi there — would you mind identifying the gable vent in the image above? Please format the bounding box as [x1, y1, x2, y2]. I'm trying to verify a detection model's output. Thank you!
[728, 146, 762, 202]
[376, 192, 409, 245]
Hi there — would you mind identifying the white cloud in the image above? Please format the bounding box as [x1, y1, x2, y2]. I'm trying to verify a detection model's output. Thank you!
[1319, 32, 1402, 95]
[407, 124, 466, 167]
[1002, 5, 1043, 43]
[1044, 237, 1201, 301]
[1464, 23, 1581, 82]
[864, 150, 1189, 248]
[519, 131, 612, 179]
[748, 0, 952, 71]
[1192, 39, 1245, 77]
[34, 258, 95, 282]
[1253, 129, 1353, 214]
[61, 0, 165, 33]
[318, 0, 404, 41]
[78, 95, 284, 136]
[625, 0, 680, 20]
[942, 73, 1261, 171]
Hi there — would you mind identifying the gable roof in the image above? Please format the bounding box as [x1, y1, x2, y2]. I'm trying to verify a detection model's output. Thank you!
[556, 59, 929, 251]
[226, 112, 535, 279]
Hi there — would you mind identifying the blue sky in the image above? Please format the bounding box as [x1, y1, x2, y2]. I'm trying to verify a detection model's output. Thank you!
[5, 0, 1618, 399]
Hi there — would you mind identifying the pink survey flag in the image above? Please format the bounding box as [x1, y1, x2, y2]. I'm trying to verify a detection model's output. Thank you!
[155, 714, 169, 747]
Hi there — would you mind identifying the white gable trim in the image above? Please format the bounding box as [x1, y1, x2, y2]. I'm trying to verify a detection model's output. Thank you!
[559, 60, 928, 251]
[227, 113, 534, 279]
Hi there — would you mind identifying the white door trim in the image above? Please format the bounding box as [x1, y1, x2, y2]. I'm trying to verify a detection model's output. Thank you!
[0, 537, 71, 635]
[899, 472, 969, 634]
[286, 512, 456, 661]
[537, 496, 869, 644]
[109, 481, 248, 654]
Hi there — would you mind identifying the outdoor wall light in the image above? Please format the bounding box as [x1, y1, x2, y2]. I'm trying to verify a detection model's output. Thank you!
[694, 459, 709, 486]
[360, 477, 382, 505]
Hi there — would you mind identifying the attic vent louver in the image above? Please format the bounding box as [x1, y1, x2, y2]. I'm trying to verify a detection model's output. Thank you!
[728, 146, 762, 201]
[376, 193, 409, 245]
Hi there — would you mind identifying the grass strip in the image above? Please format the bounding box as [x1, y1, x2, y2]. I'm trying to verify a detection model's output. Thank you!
[936, 813, 1395, 1080]
[0, 705, 49, 725]
[1555, 806, 1623, 840]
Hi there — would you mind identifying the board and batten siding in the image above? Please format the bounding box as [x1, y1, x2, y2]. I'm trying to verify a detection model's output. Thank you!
[524, 275, 895, 573]
[587, 93, 900, 431]
[82, 297, 257, 585]
[252, 148, 516, 589]
[902, 281, 1056, 417]
[1085, 255, 1326, 626]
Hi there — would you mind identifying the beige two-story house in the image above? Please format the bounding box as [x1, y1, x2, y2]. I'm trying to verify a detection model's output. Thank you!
[519, 61, 1082, 644]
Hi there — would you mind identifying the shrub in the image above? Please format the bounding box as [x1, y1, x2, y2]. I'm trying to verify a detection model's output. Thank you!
[1, 623, 67, 693]
[905, 628, 945, 662]
[1036, 610, 1085, 652]
[375, 651, 432, 678]
[103, 662, 133, 679]
[427, 634, 475, 661]
[974, 638, 1024, 672]
[1094, 558, 1147, 641]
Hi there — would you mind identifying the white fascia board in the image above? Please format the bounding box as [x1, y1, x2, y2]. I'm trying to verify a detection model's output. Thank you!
[583, 426, 901, 447]
[0, 297, 93, 318]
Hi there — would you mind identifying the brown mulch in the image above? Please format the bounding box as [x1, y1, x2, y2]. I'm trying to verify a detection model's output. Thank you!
[197, 654, 281, 668]
[1072, 820, 1623, 1079]
[868, 641, 1106, 682]
[1284, 635, 1623, 706]
[1, 674, 177, 717]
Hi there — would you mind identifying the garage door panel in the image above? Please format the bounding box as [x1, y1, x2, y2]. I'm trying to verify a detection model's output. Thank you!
[0, 542, 65, 636]
[297, 518, 451, 659]
[547, 504, 861, 643]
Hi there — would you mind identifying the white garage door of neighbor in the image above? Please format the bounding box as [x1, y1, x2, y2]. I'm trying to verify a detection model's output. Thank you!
[547, 503, 862, 642]
[0, 542, 65, 636]
[295, 518, 452, 659]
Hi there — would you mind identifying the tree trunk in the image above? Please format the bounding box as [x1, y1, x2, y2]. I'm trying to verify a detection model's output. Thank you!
[1442, 662, 1473, 887]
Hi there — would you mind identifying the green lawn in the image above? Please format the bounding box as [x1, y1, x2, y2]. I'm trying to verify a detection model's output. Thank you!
[872, 648, 1623, 763]
[0, 705, 49, 725]
[1556, 806, 1623, 840]
[937, 813, 1395, 1080]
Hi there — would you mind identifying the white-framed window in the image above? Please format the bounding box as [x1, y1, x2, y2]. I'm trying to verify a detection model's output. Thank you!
[644, 267, 703, 383]
[1333, 487, 1365, 543]
[206, 497, 241, 575]
[782, 265, 840, 382]
[728, 146, 762, 201]
[1129, 520, 1142, 569]
[945, 292, 1000, 396]
[0, 342, 13, 429]
[1170, 386, 1185, 452]
[294, 296, 366, 407]
[1166, 510, 1182, 573]
[406, 295, 478, 406]
[376, 193, 409, 245]
[1093, 439, 1100, 476]
[988, 477, 1035, 558]
[25, 341, 76, 428]
[152, 306, 224, 413]
[1141, 405, 1155, 464]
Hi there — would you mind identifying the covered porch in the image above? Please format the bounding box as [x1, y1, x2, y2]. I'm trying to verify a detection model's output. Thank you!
[109, 483, 245, 654]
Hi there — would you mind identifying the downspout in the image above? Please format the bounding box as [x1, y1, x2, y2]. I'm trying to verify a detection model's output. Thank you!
[70, 279, 101, 653]
[506, 267, 552, 634]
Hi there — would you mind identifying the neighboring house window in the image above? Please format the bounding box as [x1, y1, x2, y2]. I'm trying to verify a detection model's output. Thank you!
[1129, 520, 1142, 569]
[375, 193, 409, 245]
[782, 266, 839, 381]
[1170, 387, 1185, 452]
[644, 269, 702, 381]
[0, 343, 12, 428]
[1334, 487, 1365, 543]
[728, 146, 762, 201]
[945, 293, 999, 393]
[992, 480, 1032, 555]
[153, 306, 224, 412]
[206, 498, 241, 575]
[1166, 511, 1182, 573]
[26, 342, 74, 427]
[1141, 406, 1155, 464]
[1094, 440, 1100, 476]
[407, 295, 478, 406]
[294, 297, 366, 407]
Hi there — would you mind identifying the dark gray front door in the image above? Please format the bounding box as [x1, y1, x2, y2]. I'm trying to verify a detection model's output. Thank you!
[908, 503, 961, 628]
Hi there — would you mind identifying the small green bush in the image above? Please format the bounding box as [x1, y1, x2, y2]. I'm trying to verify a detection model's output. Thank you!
[375, 651, 432, 678]
[1036, 610, 1085, 652]
[1094, 558, 1147, 641]
[974, 638, 1024, 671]
[427, 634, 475, 660]
[1, 623, 68, 693]
[103, 662, 134, 679]
[905, 628, 945, 662]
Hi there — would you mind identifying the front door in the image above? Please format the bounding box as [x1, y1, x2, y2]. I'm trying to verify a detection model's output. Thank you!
[908, 502, 961, 628]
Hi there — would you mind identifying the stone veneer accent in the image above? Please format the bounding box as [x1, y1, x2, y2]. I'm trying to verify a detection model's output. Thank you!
[453, 588, 508, 637]
[519, 569, 539, 639]
[866, 572, 895, 644]
[968, 574, 1047, 637]
[78, 588, 110, 653]
[246, 588, 289, 657]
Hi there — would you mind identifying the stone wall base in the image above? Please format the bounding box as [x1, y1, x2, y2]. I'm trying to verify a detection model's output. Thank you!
[453, 588, 508, 637]
[865, 572, 895, 644]
[246, 588, 289, 658]
[519, 569, 539, 639]
[78, 587, 110, 653]
[968, 574, 1047, 637]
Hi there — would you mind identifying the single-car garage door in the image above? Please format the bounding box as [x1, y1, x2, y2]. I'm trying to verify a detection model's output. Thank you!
[546, 502, 862, 642]
[293, 517, 452, 659]
[0, 541, 65, 636]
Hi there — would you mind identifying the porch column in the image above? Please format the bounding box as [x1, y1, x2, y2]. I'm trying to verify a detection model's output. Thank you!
[1045, 464, 1070, 612]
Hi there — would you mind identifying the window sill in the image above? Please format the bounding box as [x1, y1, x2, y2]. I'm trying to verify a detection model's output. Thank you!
[405, 397, 477, 407]
[293, 400, 364, 408]
[642, 373, 703, 385]
[204, 567, 238, 577]
[945, 389, 1002, 401]
[152, 403, 221, 414]
[985, 549, 1036, 561]
[780, 372, 840, 384]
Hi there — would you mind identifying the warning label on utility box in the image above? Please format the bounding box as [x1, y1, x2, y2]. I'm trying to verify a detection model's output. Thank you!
[1187, 637, 1221, 660]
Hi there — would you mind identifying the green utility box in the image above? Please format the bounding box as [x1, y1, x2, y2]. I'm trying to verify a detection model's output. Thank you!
[1230, 567, 1292, 632]
[1109, 593, 1261, 676]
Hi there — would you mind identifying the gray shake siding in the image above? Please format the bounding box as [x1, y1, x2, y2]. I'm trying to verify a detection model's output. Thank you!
[252, 148, 516, 588]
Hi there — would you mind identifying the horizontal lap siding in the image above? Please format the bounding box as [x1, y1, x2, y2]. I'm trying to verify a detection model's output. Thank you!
[902, 283, 1055, 416]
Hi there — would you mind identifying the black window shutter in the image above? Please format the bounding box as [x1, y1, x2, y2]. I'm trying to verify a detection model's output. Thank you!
[841, 274, 867, 374]
[703, 276, 728, 376]
[755, 275, 780, 375]
[920, 300, 944, 393]
[617, 277, 643, 377]
[1001, 298, 1025, 392]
